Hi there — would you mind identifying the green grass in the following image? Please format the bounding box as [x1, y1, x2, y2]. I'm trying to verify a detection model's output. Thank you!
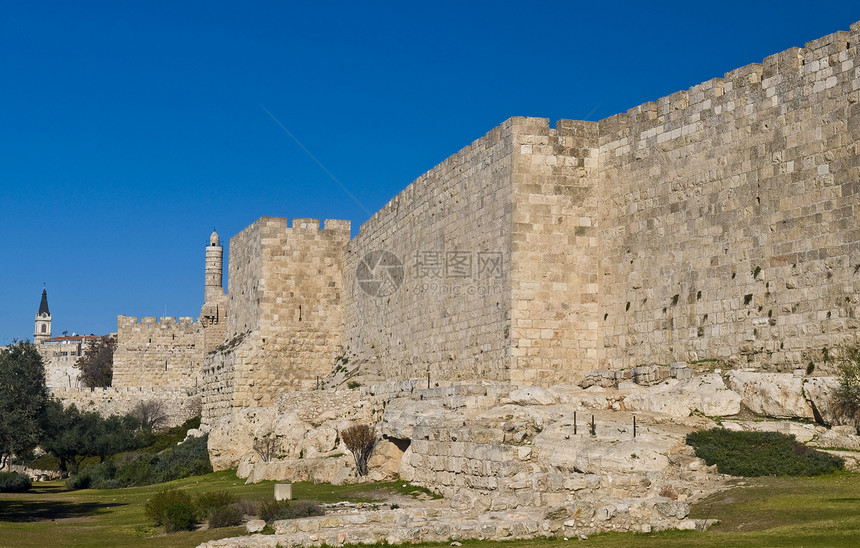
[3, 471, 860, 547]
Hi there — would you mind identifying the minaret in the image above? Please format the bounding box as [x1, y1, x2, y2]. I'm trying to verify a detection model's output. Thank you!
[34, 287, 52, 344]
[201, 229, 227, 354]
[205, 229, 223, 303]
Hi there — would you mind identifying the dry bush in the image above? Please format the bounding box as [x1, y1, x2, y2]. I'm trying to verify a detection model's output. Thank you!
[340, 424, 377, 476]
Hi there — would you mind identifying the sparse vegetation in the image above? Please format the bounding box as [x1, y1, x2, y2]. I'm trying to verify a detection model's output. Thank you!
[340, 424, 377, 476]
[686, 428, 843, 477]
[259, 499, 324, 522]
[132, 399, 169, 431]
[833, 344, 860, 432]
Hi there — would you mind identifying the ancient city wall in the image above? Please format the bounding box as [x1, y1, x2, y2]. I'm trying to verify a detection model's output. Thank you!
[343, 120, 515, 382]
[509, 118, 601, 384]
[112, 315, 204, 388]
[202, 218, 350, 425]
[51, 386, 201, 428]
[597, 23, 860, 371]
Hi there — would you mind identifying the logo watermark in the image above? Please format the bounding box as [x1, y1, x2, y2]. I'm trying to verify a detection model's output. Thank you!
[356, 250, 404, 297]
[358, 248, 504, 298]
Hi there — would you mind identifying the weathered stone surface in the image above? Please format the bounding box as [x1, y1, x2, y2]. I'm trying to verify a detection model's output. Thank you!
[726, 371, 814, 419]
[622, 374, 741, 417]
[245, 520, 266, 533]
[208, 407, 278, 471]
[802, 377, 845, 426]
[503, 386, 557, 406]
[721, 420, 819, 443]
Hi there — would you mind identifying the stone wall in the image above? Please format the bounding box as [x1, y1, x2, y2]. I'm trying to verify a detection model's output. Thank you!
[597, 23, 860, 371]
[509, 119, 601, 384]
[202, 218, 350, 425]
[343, 120, 515, 382]
[51, 386, 200, 427]
[112, 316, 204, 388]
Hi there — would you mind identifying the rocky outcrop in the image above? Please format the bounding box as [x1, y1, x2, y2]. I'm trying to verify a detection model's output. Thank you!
[725, 371, 814, 419]
[621, 374, 741, 417]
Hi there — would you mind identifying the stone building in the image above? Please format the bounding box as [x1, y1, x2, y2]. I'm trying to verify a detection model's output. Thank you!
[201, 20, 860, 424]
[32, 288, 101, 389]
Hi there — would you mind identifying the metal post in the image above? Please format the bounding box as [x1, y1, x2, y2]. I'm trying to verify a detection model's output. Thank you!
[633, 415, 637, 438]
[591, 415, 595, 436]
[573, 411, 577, 435]
[427, 366, 431, 389]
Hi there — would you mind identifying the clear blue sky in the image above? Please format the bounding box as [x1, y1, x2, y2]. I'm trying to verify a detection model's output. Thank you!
[1, 1, 857, 343]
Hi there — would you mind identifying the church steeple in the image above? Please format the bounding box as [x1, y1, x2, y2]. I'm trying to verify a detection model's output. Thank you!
[35, 287, 52, 344]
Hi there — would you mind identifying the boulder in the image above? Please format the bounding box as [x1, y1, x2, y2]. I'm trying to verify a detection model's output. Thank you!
[207, 407, 278, 470]
[622, 374, 740, 418]
[725, 371, 814, 419]
[503, 386, 557, 406]
[802, 377, 845, 426]
[246, 519, 266, 533]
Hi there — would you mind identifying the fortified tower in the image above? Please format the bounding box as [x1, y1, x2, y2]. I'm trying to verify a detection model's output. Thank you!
[200, 229, 228, 354]
[34, 288, 52, 344]
[205, 229, 224, 303]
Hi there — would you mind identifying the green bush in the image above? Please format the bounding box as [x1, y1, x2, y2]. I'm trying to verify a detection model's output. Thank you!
[163, 501, 197, 532]
[259, 499, 324, 522]
[66, 433, 212, 490]
[0, 471, 32, 492]
[195, 490, 236, 517]
[687, 428, 844, 476]
[207, 504, 243, 528]
[145, 489, 197, 532]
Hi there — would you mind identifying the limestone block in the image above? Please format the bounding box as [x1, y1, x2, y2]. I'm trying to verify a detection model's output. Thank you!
[622, 374, 741, 417]
[207, 406, 278, 470]
[503, 386, 558, 406]
[725, 371, 814, 419]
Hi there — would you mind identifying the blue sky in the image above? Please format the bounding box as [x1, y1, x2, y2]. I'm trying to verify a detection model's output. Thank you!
[1, 1, 857, 343]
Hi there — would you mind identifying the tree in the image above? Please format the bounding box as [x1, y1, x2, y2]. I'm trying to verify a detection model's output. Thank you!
[75, 335, 116, 388]
[41, 402, 146, 473]
[0, 341, 49, 470]
[131, 399, 168, 431]
[340, 424, 377, 476]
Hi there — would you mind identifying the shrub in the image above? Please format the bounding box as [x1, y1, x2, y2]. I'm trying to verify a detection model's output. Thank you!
[687, 428, 843, 476]
[235, 498, 260, 516]
[65, 469, 92, 490]
[0, 471, 32, 492]
[195, 490, 236, 517]
[259, 499, 324, 522]
[66, 433, 212, 489]
[340, 424, 377, 476]
[208, 504, 243, 528]
[163, 501, 197, 532]
[144, 489, 197, 532]
[834, 345, 860, 431]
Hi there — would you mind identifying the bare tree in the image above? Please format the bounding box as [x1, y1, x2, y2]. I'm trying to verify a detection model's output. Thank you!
[341, 424, 377, 476]
[131, 399, 168, 431]
[253, 434, 277, 462]
[75, 335, 115, 388]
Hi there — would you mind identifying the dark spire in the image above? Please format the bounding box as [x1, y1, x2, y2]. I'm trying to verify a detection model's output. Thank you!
[38, 288, 50, 316]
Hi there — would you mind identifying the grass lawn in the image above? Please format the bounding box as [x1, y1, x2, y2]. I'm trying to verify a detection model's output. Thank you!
[2, 471, 860, 547]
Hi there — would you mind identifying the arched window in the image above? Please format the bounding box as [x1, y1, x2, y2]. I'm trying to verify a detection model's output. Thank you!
[41, 324, 46, 333]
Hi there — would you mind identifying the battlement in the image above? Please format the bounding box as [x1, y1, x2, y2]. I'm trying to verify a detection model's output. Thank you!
[117, 315, 199, 330]
[599, 21, 859, 145]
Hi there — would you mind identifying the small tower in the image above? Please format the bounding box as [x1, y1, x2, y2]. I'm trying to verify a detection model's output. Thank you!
[204, 229, 224, 303]
[201, 228, 228, 354]
[34, 287, 52, 344]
